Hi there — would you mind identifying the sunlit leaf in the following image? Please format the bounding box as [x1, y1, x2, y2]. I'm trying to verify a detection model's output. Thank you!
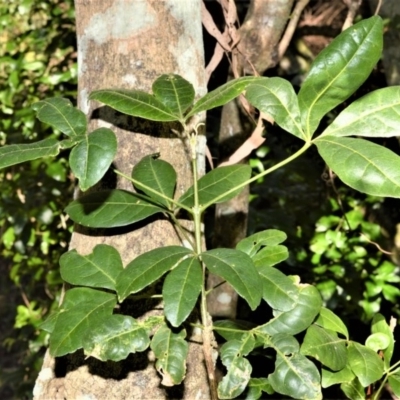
[246, 77, 305, 140]
[179, 165, 252, 208]
[388, 371, 400, 398]
[314, 136, 400, 198]
[301, 325, 347, 371]
[163, 256, 202, 327]
[132, 155, 176, 207]
[322, 364, 355, 388]
[365, 332, 390, 353]
[321, 87, 400, 139]
[151, 325, 188, 386]
[202, 248, 262, 310]
[65, 189, 163, 228]
[69, 128, 117, 191]
[187, 76, 258, 117]
[340, 378, 365, 400]
[83, 315, 149, 362]
[0, 138, 62, 169]
[371, 313, 394, 369]
[89, 89, 178, 121]
[152, 74, 195, 119]
[60, 244, 123, 290]
[32, 97, 87, 137]
[314, 307, 349, 340]
[253, 245, 289, 268]
[117, 246, 193, 301]
[347, 342, 384, 387]
[298, 16, 383, 137]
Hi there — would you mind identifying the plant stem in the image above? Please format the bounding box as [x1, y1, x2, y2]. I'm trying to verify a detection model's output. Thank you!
[189, 127, 218, 400]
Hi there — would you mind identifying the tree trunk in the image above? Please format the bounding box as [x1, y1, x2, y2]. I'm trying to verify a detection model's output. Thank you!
[33, 1, 209, 399]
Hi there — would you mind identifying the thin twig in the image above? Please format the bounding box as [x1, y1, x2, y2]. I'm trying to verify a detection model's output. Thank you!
[278, 0, 311, 59]
[342, 0, 362, 31]
[374, 0, 383, 15]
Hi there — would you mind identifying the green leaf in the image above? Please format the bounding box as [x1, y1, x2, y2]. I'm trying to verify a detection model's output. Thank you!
[0, 138, 62, 169]
[269, 333, 300, 354]
[257, 266, 299, 312]
[347, 342, 384, 387]
[245, 378, 274, 399]
[269, 352, 322, 400]
[314, 307, 349, 340]
[321, 87, 400, 139]
[314, 136, 400, 198]
[152, 74, 195, 119]
[65, 189, 163, 228]
[163, 256, 202, 327]
[187, 76, 258, 117]
[89, 89, 178, 121]
[213, 320, 256, 342]
[301, 325, 347, 371]
[151, 325, 188, 386]
[365, 332, 390, 352]
[257, 285, 322, 335]
[220, 336, 256, 366]
[218, 357, 252, 399]
[83, 315, 149, 362]
[32, 97, 87, 137]
[132, 155, 176, 208]
[388, 371, 400, 398]
[253, 245, 289, 268]
[298, 16, 383, 137]
[116, 246, 192, 301]
[49, 288, 116, 357]
[246, 77, 305, 140]
[179, 165, 252, 208]
[371, 313, 394, 369]
[60, 244, 123, 291]
[236, 229, 287, 258]
[321, 364, 355, 388]
[201, 248, 262, 310]
[69, 128, 117, 191]
[340, 378, 365, 400]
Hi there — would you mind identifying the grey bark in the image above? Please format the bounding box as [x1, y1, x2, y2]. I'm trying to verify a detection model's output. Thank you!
[33, 1, 209, 399]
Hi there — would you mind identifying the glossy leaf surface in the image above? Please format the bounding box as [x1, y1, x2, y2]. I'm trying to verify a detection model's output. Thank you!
[162, 256, 202, 327]
[321, 87, 400, 138]
[132, 155, 176, 207]
[246, 77, 305, 140]
[152, 74, 195, 119]
[90, 89, 178, 121]
[83, 315, 149, 362]
[321, 365, 355, 388]
[236, 229, 287, 258]
[65, 189, 163, 228]
[301, 325, 347, 371]
[179, 165, 252, 208]
[257, 266, 298, 311]
[348, 342, 384, 387]
[213, 320, 256, 342]
[69, 128, 117, 191]
[220, 336, 256, 366]
[218, 357, 252, 399]
[187, 76, 258, 117]
[151, 325, 188, 386]
[117, 246, 192, 300]
[314, 136, 400, 198]
[0, 138, 62, 169]
[314, 307, 349, 340]
[49, 288, 116, 357]
[202, 248, 262, 310]
[32, 97, 87, 137]
[298, 16, 383, 137]
[257, 285, 322, 335]
[60, 244, 123, 290]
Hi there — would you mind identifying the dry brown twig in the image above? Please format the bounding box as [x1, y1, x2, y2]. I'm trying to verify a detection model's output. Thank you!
[342, 0, 362, 31]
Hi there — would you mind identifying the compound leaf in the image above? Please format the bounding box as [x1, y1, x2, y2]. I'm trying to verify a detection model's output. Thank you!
[60, 244, 123, 290]
[65, 189, 163, 228]
[201, 248, 262, 310]
[163, 256, 202, 327]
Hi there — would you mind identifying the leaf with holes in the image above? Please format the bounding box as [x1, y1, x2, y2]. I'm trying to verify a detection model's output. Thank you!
[152, 74, 195, 119]
[132, 155, 176, 208]
[163, 256, 202, 327]
[314, 136, 400, 198]
[65, 190, 163, 228]
[218, 357, 252, 399]
[60, 244, 123, 290]
[69, 128, 117, 191]
[117, 246, 193, 301]
[151, 325, 188, 386]
[201, 248, 262, 310]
